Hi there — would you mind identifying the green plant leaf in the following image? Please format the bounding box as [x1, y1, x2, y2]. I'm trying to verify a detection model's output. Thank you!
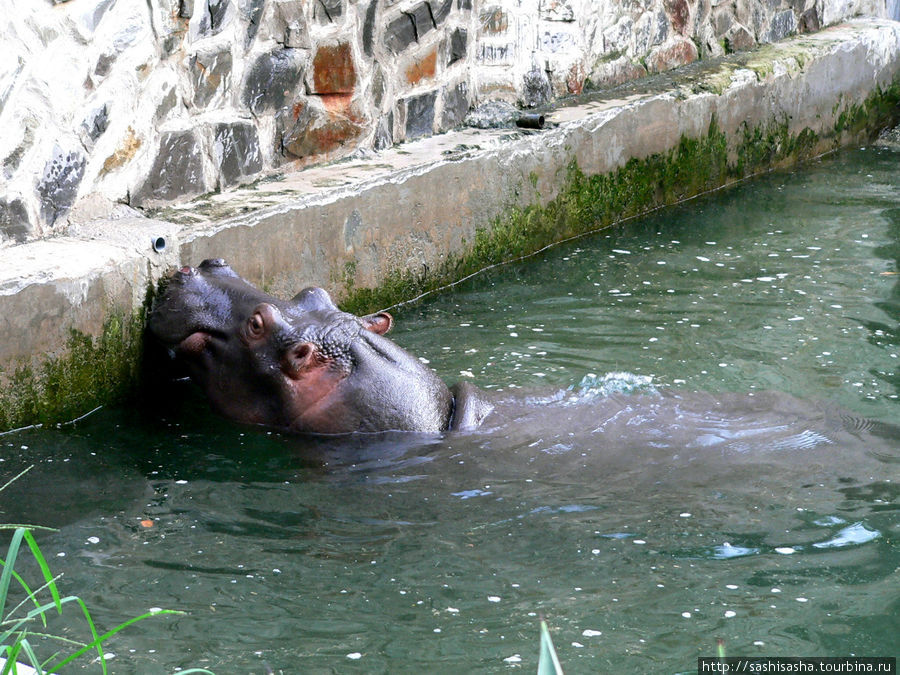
[0, 530, 26, 621]
[22, 533, 61, 614]
[538, 620, 564, 675]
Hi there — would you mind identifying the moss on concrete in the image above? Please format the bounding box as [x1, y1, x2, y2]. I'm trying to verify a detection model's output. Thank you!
[341, 81, 900, 315]
[0, 291, 154, 432]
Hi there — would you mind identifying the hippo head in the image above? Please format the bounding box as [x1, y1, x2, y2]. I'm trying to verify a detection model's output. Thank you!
[148, 259, 454, 433]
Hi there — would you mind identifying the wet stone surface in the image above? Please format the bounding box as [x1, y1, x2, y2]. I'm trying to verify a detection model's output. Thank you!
[241, 48, 306, 114]
[405, 90, 437, 139]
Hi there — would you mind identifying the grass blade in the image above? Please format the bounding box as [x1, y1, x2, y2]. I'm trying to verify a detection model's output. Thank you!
[0, 530, 26, 621]
[538, 619, 564, 675]
[21, 534, 60, 614]
[47, 609, 183, 673]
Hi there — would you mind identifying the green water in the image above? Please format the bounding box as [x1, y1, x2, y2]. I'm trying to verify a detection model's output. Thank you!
[2, 146, 899, 673]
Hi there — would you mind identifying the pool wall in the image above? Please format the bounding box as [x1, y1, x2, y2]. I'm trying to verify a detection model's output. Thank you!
[1, 19, 899, 431]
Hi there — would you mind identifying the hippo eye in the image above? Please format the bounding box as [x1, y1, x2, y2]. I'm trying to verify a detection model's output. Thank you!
[247, 312, 265, 338]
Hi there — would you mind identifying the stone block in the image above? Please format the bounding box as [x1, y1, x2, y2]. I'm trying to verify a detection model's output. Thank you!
[449, 27, 467, 65]
[540, 0, 575, 21]
[194, 0, 234, 37]
[408, 3, 436, 38]
[384, 13, 418, 54]
[521, 63, 551, 108]
[190, 47, 233, 108]
[664, 0, 691, 35]
[242, 0, 267, 46]
[588, 55, 647, 89]
[799, 7, 820, 32]
[457, 0, 471, 9]
[406, 47, 438, 85]
[441, 81, 469, 129]
[429, 0, 453, 26]
[37, 146, 86, 226]
[724, 22, 756, 51]
[314, 0, 343, 23]
[282, 101, 364, 158]
[213, 121, 263, 187]
[363, 0, 378, 56]
[762, 9, 796, 43]
[404, 90, 437, 139]
[311, 43, 356, 94]
[132, 130, 206, 205]
[270, 0, 309, 48]
[81, 103, 110, 144]
[374, 113, 394, 150]
[242, 48, 306, 114]
[644, 36, 698, 73]
[0, 196, 31, 244]
[480, 6, 508, 34]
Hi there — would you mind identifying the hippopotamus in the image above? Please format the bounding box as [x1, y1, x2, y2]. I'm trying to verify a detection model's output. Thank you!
[148, 259, 494, 433]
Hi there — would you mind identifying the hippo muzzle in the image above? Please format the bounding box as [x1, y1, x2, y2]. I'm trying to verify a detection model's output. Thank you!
[148, 259, 466, 433]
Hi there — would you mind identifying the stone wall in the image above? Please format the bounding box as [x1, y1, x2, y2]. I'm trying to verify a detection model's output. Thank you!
[0, 0, 891, 246]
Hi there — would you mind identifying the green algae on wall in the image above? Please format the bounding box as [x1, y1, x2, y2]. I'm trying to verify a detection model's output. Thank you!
[0, 305, 148, 433]
[342, 82, 900, 316]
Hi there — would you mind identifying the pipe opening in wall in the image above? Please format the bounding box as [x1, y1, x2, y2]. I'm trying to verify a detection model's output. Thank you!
[152, 237, 166, 253]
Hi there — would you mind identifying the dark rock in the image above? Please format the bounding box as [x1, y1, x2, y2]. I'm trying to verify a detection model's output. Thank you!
[521, 63, 551, 108]
[0, 197, 31, 243]
[155, 86, 179, 123]
[94, 52, 116, 77]
[724, 23, 756, 52]
[763, 9, 796, 43]
[213, 122, 263, 187]
[653, 9, 669, 45]
[37, 146, 86, 226]
[372, 65, 387, 109]
[242, 48, 305, 114]
[464, 100, 518, 129]
[209, 0, 230, 32]
[404, 90, 436, 140]
[81, 104, 110, 143]
[132, 130, 206, 205]
[179, 0, 193, 18]
[243, 0, 266, 46]
[314, 0, 343, 23]
[441, 81, 469, 129]
[457, 0, 471, 10]
[363, 0, 379, 56]
[374, 113, 393, 150]
[3, 123, 36, 178]
[429, 0, 453, 26]
[798, 7, 820, 32]
[190, 47, 233, 108]
[311, 42, 356, 94]
[195, 0, 233, 37]
[408, 3, 435, 38]
[384, 12, 417, 54]
[448, 27, 467, 65]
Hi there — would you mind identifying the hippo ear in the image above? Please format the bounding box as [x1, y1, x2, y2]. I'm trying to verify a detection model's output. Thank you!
[361, 312, 393, 335]
[291, 287, 339, 312]
[282, 342, 321, 380]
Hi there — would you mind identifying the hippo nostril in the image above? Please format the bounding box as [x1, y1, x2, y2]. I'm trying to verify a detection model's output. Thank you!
[200, 258, 227, 268]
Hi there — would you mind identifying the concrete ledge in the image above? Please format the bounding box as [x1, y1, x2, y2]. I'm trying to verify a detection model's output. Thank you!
[1, 19, 899, 430]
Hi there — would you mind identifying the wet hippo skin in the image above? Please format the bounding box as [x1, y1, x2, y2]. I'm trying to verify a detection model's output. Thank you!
[148, 259, 493, 433]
